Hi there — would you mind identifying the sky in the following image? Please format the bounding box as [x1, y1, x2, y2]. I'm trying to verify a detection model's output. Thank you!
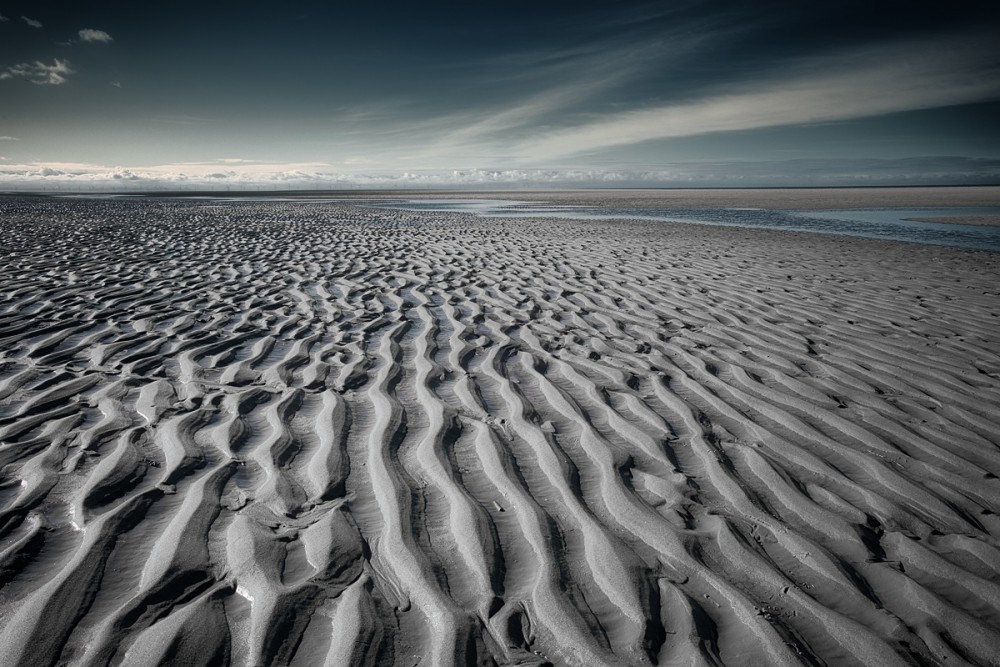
[1, 0, 1000, 189]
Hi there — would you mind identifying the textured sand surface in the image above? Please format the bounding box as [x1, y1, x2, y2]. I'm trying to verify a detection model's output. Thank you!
[1, 196, 1000, 666]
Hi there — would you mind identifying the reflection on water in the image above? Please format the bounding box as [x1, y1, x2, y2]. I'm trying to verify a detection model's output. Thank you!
[368, 200, 1000, 252]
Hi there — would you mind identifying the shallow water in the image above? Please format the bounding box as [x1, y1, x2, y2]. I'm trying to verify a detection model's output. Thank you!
[369, 200, 1000, 251]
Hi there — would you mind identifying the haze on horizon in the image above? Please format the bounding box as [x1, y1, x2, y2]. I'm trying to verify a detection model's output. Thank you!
[1, 0, 1000, 189]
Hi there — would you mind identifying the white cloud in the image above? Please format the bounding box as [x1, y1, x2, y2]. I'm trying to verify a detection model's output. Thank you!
[21, 16, 42, 29]
[0, 13, 9, 22]
[0, 59, 74, 85]
[78, 28, 113, 43]
[0, 136, 18, 141]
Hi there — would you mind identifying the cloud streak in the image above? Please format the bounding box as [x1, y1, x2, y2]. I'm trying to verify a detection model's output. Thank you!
[314, 29, 999, 170]
[498, 34, 1000, 161]
[0, 59, 74, 85]
[20, 16, 42, 29]
[78, 28, 113, 43]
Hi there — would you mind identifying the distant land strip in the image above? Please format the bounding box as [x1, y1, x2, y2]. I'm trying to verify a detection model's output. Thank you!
[902, 215, 1000, 226]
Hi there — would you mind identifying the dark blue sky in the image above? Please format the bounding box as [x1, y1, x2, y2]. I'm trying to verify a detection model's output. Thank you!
[2, 1, 999, 187]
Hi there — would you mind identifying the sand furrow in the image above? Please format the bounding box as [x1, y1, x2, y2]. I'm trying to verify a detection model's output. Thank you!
[361, 321, 469, 666]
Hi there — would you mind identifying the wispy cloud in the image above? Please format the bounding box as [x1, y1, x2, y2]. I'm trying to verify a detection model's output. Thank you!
[0, 136, 18, 141]
[298, 20, 737, 169]
[506, 33, 1000, 162]
[0, 59, 74, 85]
[356, 29, 1000, 169]
[78, 28, 113, 43]
[0, 13, 9, 22]
[21, 16, 42, 29]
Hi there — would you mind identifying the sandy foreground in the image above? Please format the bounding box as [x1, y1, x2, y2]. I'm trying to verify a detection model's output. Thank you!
[1, 195, 1000, 666]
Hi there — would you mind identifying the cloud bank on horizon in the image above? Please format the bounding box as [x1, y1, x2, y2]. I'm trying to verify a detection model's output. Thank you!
[0, 0, 998, 188]
[3, 157, 998, 190]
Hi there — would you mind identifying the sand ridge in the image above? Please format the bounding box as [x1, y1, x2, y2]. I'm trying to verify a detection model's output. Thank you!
[1, 196, 999, 665]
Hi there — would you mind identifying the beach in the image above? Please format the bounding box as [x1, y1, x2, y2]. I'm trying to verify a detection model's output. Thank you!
[1, 193, 999, 666]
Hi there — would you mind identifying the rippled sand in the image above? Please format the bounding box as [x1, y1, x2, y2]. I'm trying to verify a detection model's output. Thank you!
[1, 196, 999, 666]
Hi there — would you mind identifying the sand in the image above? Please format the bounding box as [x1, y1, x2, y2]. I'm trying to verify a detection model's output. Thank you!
[1, 194, 999, 666]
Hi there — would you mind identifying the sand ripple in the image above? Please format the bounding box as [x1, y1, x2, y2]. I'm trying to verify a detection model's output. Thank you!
[1, 197, 999, 666]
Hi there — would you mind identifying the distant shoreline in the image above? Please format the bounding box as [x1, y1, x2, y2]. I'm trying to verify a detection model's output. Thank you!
[902, 214, 1000, 226]
[3, 185, 1000, 210]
